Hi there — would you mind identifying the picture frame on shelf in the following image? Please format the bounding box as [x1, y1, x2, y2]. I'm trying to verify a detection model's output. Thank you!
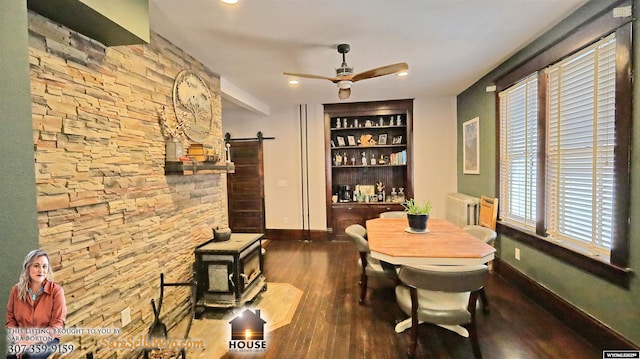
[463, 116, 480, 174]
[336, 136, 346, 147]
[392, 135, 403, 144]
[378, 133, 388, 145]
[347, 135, 356, 146]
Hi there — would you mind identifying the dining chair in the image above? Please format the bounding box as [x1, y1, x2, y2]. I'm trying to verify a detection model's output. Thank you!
[395, 264, 489, 359]
[379, 211, 407, 218]
[345, 224, 397, 304]
[475, 195, 498, 230]
[463, 195, 498, 313]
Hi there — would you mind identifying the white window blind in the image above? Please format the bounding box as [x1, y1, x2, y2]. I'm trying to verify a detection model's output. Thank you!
[546, 35, 616, 254]
[499, 74, 538, 230]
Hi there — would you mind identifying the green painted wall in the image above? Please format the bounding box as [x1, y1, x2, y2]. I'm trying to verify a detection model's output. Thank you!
[0, 1, 40, 355]
[1, 1, 149, 355]
[457, 0, 640, 346]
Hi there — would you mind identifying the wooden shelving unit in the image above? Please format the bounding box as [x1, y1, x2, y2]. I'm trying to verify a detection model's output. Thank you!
[324, 99, 414, 240]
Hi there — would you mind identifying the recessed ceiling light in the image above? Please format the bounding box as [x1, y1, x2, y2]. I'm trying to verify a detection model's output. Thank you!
[288, 79, 299, 85]
[221, 0, 238, 4]
[397, 71, 409, 77]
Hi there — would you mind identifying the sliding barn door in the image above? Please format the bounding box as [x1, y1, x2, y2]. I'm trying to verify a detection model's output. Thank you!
[226, 140, 265, 233]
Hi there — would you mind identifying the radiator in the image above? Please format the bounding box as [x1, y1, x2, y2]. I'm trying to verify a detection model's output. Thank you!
[445, 193, 480, 227]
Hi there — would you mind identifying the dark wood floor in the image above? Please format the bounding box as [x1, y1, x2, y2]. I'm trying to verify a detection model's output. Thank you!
[223, 240, 601, 359]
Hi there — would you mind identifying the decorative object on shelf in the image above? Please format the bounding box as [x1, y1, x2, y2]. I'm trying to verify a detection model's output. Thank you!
[402, 199, 432, 232]
[396, 115, 402, 126]
[361, 151, 367, 166]
[159, 106, 189, 161]
[336, 118, 342, 128]
[159, 106, 189, 140]
[347, 135, 356, 146]
[398, 188, 406, 203]
[354, 119, 359, 127]
[225, 142, 232, 162]
[379, 117, 384, 126]
[378, 154, 386, 165]
[172, 70, 213, 143]
[392, 135, 403, 145]
[365, 119, 373, 127]
[165, 138, 183, 162]
[358, 134, 376, 146]
[337, 136, 346, 147]
[378, 133, 388, 145]
[187, 143, 220, 162]
[376, 182, 385, 202]
[213, 226, 232, 242]
[371, 153, 376, 165]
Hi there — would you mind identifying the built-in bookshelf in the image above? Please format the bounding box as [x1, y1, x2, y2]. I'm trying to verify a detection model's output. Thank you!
[324, 99, 414, 239]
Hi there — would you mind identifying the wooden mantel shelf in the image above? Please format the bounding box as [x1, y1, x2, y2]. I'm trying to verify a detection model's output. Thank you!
[165, 161, 235, 175]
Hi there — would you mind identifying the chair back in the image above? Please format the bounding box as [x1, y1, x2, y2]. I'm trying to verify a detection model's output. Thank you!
[398, 265, 488, 293]
[345, 224, 369, 253]
[379, 211, 407, 218]
[463, 226, 497, 246]
[478, 195, 498, 230]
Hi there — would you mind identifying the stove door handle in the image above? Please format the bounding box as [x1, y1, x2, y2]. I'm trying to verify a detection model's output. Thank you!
[228, 273, 235, 289]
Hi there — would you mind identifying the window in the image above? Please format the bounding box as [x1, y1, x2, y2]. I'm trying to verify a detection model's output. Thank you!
[499, 74, 538, 230]
[545, 35, 616, 256]
[498, 27, 631, 271]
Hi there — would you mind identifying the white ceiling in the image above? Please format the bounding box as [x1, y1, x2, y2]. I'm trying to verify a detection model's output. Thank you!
[149, 0, 589, 115]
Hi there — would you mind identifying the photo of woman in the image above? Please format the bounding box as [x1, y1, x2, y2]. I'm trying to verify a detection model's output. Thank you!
[6, 249, 67, 359]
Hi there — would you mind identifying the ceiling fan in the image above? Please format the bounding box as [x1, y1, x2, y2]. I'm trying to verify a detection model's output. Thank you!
[283, 44, 408, 100]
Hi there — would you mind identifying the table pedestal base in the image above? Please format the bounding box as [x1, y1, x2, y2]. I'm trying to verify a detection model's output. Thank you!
[394, 318, 469, 337]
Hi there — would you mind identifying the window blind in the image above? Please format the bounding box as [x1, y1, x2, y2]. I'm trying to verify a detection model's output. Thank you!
[499, 74, 538, 230]
[545, 35, 616, 253]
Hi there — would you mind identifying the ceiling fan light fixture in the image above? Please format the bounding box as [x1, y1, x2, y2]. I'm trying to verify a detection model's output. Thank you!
[397, 71, 409, 77]
[337, 80, 353, 89]
[220, 0, 238, 4]
[336, 66, 353, 77]
[288, 79, 299, 85]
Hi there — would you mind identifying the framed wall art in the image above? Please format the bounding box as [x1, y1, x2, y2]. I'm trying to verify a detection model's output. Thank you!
[463, 117, 480, 174]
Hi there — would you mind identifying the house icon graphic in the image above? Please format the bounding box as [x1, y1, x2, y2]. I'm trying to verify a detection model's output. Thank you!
[229, 309, 266, 340]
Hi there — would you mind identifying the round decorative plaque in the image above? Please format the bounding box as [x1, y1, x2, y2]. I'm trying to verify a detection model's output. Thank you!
[172, 70, 213, 143]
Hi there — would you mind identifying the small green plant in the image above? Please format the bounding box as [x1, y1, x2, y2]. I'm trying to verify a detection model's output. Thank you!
[402, 199, 432, 215]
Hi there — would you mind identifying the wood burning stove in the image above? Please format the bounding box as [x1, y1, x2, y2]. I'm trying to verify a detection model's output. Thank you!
[194, 233, 266, 315]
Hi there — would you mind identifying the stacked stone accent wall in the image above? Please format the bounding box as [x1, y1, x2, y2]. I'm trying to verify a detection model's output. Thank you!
[28, 11, 226, 358]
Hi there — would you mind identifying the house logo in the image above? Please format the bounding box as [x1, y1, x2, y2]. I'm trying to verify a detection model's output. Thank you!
[228, 308, 267, 353]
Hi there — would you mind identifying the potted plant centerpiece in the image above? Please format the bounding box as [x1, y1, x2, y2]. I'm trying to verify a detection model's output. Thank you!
[402, 199, 432, 232]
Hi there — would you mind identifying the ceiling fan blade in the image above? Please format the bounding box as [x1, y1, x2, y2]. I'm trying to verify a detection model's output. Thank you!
[338, 88, 351, 100]
[283, 72, 339, 82]
[351, 62, 409, 82]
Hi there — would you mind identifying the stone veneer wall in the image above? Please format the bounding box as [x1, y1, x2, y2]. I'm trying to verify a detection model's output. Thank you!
[28, 11, 226, 358]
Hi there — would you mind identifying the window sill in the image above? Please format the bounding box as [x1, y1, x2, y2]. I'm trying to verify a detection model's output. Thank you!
[497, 222, 632, 288]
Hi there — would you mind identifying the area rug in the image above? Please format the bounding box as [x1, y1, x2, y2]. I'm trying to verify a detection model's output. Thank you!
[171, 282, 302, 358]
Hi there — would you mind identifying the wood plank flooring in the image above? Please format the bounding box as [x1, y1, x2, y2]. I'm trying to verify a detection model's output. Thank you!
[222, 240, 601, 359]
